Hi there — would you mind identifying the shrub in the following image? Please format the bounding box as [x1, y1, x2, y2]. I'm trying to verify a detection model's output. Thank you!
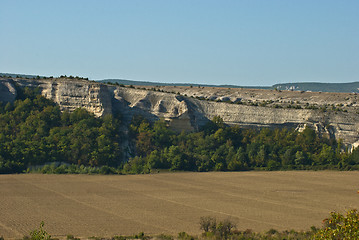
[313, 209, 359, 239]
[266, 228, 278, 235]
[199, 216, 236, 239]
[28, 221, 51, 240]
[216, 219, 236, 239]
[200, 216, 217, 233]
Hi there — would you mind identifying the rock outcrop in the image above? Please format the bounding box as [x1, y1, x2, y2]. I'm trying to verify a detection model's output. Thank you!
[1, 77, 359, 148]
[6, 78, 112, 117]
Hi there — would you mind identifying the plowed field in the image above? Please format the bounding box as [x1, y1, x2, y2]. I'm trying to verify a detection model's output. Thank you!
[1, 171, 358, 239]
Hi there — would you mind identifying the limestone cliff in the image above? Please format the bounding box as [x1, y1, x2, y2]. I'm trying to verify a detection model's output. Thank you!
[4, 78, 112, 117]
[1, 77, 359, 148]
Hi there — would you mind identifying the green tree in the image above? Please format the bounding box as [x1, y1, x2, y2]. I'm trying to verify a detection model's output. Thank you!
[294, 150, 306, 166]
[314, 144, 336, 166]
[152, 119, 174, 149]
[146, 149, 163, 169]
[281, 148, 294, 167]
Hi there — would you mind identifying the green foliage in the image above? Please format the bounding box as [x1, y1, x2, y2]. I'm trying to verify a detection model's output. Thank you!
[177, 232, 195, 240]
[128, 115, 353, 173]
[199, 217, 236, 239]
[313, 209, 359, 239]
[198, 216, 319, 239]
[200, 216, 217, 233]
[0, 87, 123, 173]
[66, 235, 80, 240]
[27, 163, 121, 175]
[28, 221, 51, 240]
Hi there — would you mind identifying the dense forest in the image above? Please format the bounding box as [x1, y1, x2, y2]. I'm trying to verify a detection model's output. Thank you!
[0, 87, 359, 174]
[0, 87, 122, 173]
[126, 115, 359, 173]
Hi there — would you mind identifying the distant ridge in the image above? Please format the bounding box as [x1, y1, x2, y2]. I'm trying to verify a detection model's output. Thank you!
[99, 79, 271, 89]
[2, 72, 358, 93]
[100, 79, 359, 93]
[273, 82, 359, 93]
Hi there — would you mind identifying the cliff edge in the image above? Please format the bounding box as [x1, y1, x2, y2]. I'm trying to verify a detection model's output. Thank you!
[1, 77, 358, 148]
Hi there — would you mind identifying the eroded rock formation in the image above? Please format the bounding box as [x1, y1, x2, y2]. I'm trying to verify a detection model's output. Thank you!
[1, 77, 359, 148]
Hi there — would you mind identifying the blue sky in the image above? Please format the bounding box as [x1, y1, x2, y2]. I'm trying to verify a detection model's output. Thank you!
[1, 0, 358, 86]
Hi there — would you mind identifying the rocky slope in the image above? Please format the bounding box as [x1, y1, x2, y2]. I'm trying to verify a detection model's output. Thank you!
[1, 78, 112, 117]
[1, 77, 359, 148]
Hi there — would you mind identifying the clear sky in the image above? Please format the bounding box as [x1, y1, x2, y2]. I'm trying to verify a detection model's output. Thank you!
[1, 0, 358, 86]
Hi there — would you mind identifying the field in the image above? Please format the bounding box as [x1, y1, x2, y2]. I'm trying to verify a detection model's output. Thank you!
[1, 171, 358, 239]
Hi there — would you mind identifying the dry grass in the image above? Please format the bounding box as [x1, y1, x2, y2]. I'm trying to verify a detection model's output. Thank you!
[144, 85, 359, 111]
[1, 171, 358, 239]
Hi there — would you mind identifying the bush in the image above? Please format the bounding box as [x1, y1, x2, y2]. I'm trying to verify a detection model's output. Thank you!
[313, 209, 359, 239]
[217, 219, 236, 239]
[199, 216, 236, 239]
[200, 216, 217, 233]
[28, 221, 51, 240]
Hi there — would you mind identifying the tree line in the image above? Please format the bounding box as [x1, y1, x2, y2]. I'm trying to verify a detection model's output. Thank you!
[126, 116, 359, 173]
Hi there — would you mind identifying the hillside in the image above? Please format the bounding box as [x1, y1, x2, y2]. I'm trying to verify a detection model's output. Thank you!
[1, 76, 359, 150]
[2, 73, 358, 93]
[2, 75, 359, 174]
[100, 78, 359, 93]
[99, 78, 271, 90]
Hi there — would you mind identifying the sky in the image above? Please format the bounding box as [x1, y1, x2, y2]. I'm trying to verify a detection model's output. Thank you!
[0, 0, 358, 86]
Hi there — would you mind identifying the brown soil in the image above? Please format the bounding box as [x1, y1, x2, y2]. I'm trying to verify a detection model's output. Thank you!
[1, 171, 358, 239]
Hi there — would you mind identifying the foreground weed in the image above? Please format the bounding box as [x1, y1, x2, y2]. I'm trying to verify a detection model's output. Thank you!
[25, 221, 51, 240]
[178, 232, 196, 240]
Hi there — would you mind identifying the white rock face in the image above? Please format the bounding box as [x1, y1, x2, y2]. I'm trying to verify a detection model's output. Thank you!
[4, 78, 112, 117]
[112, 87, 194, 132]
[1, 78, 359, 146]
